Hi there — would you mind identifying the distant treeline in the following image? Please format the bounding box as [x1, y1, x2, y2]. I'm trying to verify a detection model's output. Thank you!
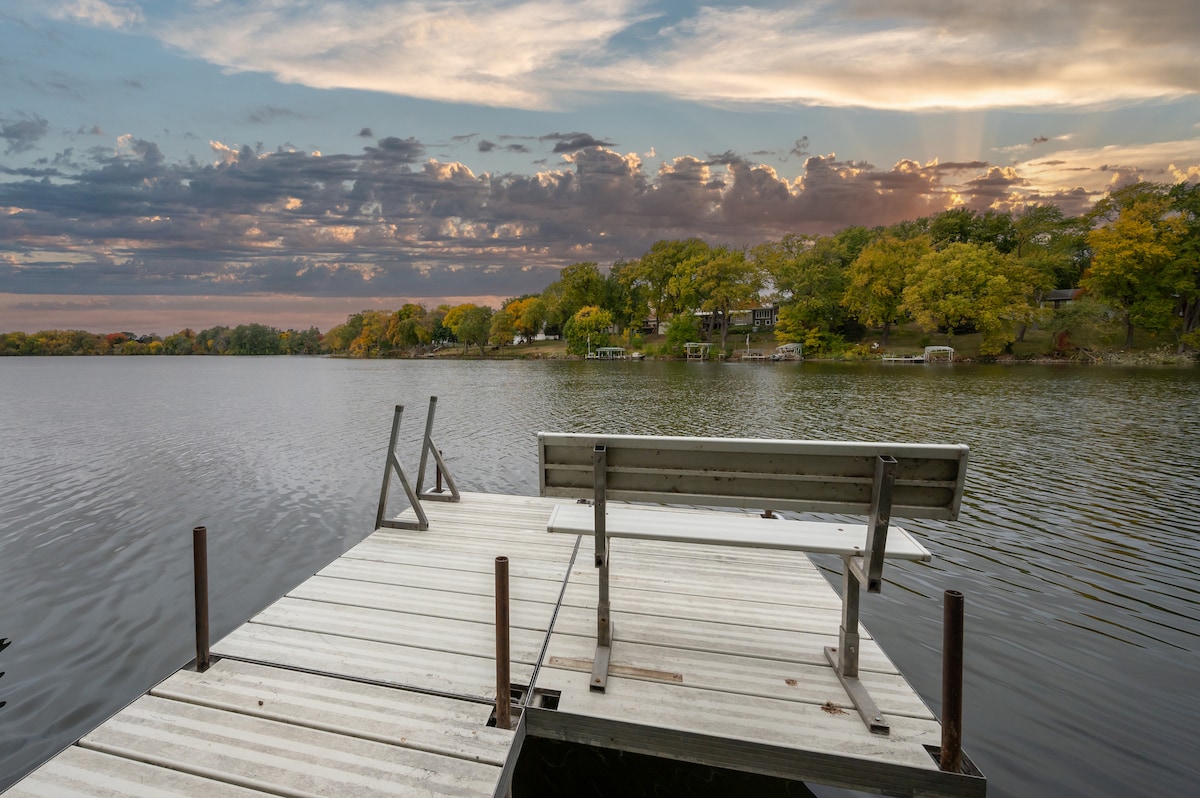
[0, 325, 325, 356]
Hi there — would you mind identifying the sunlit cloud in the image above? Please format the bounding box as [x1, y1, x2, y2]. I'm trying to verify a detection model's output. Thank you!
[151, 0, 642, 109]
[1015, 137, 1200, 193]
[43, 1, 1196, 112]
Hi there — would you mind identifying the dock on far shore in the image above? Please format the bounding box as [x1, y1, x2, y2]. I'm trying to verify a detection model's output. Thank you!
[10, 491, 984, 798]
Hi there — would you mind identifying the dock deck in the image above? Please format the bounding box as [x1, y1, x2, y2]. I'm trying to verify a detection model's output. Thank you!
[10, 492, 983, 797]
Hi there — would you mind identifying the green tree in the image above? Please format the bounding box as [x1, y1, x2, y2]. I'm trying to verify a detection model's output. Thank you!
[1085, 183, 1189, 348]
[631, 238, 712, 321]
[195, 326, 231, 354]
[1046, 297, 1120, 353]
[162, 328, 196, 355]
[489, 309, 516, 348]
[1168, 181, 1200, 348]
[663, 314, 700, 357]
[386, 304, 429, 350]
[757, 230, 861, 336]
[692, 246, 763, 352]
[843, 234, 931, 344]
[443, 303, 494, 355]
[282, 326, 325, 354]
[902, 242, 1039, 355]
[605, 260, 649, 333]
[542, 262, 607, 333]
[229, 323, 282, 355]
[563, 305, 614, 356]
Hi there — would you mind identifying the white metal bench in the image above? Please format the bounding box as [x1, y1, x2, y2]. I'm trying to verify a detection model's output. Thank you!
[539, 432, 969, 734]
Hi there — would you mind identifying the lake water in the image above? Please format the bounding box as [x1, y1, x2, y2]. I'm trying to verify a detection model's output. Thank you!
[1, 357, 1198, 796]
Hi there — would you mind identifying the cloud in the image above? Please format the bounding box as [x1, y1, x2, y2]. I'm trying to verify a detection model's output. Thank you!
[1, 113, 50, 154]
[2, 129, 1196, 309]
[152, 0, 642, 109]
[599, 1, 1200, 110]
[358, 127, 374, 138]
[550, 133, 614, 153]
[363, 135, 425, 163]
[52, 0, 144, 29]
[39, 1, 1200, 114]
[248, 106, 304, 124]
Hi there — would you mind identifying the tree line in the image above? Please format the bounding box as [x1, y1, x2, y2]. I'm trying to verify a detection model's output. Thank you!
[0, 325, 325, 356]
[6, 181, 1197, 358]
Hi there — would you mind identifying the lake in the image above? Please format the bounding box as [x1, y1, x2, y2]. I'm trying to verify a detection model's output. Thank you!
[1, 356, 1198, 796]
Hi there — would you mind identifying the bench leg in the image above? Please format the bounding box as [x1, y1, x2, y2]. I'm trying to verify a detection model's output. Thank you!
[824, 555, 890, 735]
[591, 444, 612, 692]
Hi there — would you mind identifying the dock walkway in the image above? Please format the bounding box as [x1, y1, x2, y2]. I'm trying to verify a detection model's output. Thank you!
[10, 492, 982, 797]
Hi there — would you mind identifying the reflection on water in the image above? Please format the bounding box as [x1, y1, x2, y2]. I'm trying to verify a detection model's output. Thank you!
[1, 357, 1198, 796]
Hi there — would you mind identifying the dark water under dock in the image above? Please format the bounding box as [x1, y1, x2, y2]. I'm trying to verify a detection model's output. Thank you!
[2, 357, 1198, 796]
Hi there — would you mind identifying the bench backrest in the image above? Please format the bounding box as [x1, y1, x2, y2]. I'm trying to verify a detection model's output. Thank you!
[538, 433, 968, 520]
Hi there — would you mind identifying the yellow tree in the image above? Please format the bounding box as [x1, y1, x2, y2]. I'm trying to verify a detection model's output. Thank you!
[563, 305, 614, 355]
[843, 234, 931, 344]
[1085, 183, 1189, 348]
[902, 242, 1038, 355]
[443, 303, 494, 355]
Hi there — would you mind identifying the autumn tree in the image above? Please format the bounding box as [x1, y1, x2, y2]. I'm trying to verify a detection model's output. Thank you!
[502, 295, 545, 342]
[902, 242, 1039, 355]
[843, 234, 931, 344]
[563, 305, 614, 355]
[489, 309, 516, 348]
[385, 304, 429, 350]
[1084, 183, 1189, 348]
[443, 303, 494, 355]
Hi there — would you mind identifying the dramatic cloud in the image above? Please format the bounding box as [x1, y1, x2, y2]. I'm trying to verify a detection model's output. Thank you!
[1, 113, 50, 154]
[9, 125, 1186, 317]
[38, 1, 1195, 112]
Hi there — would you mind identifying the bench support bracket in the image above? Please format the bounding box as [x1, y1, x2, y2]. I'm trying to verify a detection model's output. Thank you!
[825, 645, 890, 735]
[861, 455, 898, 593]
[415, 396, 460, 503]
[375, 404, 429, 531]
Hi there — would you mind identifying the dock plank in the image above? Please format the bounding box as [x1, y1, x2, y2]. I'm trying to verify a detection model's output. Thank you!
[151, 660, 510, 765]
[6, 745, 274, 797]
[213, 623, 532, 699]
[80, 695, 501, 798]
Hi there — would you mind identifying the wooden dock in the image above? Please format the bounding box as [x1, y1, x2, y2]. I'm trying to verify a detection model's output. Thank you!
[10, 492, 984, 797]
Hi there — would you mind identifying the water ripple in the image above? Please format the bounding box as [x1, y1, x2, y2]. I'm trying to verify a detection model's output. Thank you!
[2, 358, 1198, 797]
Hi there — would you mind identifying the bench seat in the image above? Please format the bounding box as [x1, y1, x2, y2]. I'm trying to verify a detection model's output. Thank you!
[548, 503, 931, 562]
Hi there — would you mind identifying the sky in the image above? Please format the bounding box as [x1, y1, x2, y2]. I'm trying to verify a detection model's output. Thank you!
[2, 0, 1199, 336]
